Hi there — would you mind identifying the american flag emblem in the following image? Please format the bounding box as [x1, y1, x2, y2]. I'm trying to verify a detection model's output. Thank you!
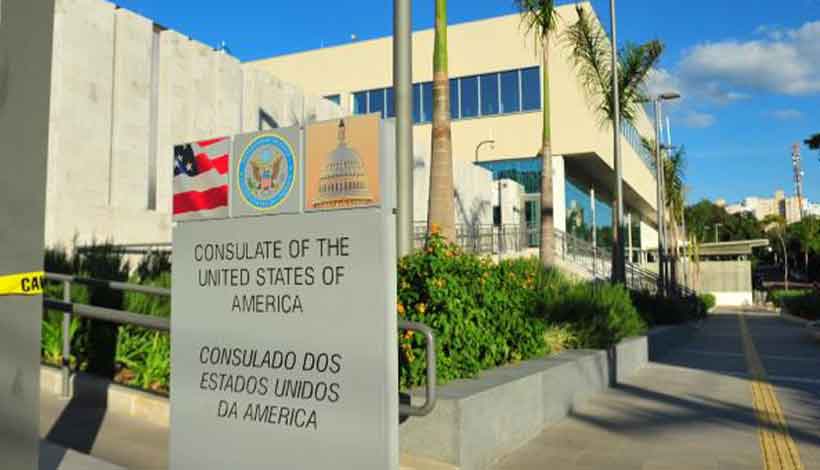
[173, 137, 230, 221]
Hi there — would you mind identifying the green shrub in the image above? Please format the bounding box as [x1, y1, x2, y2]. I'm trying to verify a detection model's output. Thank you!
[546, 282, 647, 349]
[699, 293, 716, 312]
[630, 290, 707, 326]
[768, 289, 812, 308]
[397, 234, 547, 389]
[777, 291, 820, 321]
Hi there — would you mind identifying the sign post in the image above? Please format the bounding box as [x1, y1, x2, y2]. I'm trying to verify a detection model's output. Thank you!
[171, 115, 398, 469]
[0, 1, 56, 468]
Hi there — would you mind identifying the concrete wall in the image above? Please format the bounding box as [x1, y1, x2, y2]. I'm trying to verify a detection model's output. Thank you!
[44, 0, 342, 248]
[696, 261, 752, 306]
[248, 3, 659, 222]
[413, 155, 494, 227]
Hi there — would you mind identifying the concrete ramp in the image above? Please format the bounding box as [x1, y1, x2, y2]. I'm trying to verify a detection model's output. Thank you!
[40, 441, 124, 470]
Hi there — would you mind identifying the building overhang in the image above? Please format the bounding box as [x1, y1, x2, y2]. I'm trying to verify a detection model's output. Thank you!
[563, 152, 658, 226]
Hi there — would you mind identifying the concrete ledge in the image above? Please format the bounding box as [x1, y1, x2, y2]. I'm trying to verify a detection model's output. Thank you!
[40, 366, 169, 427]
[40, 440, 124, 470]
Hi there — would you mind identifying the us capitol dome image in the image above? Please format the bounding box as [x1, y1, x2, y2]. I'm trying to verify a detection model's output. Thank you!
[313, 119, 374, 208]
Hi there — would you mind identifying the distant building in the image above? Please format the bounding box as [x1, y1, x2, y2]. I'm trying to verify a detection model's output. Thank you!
[722, 190, 809, 224]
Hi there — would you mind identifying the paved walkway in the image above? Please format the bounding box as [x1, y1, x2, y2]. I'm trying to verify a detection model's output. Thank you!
[494, 309, 820, 470]
[39, 309, 819, 470]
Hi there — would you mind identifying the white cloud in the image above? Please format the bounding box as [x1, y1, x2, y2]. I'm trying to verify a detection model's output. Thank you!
[769, 108, 803, 120]
[678, 20, 820, 96]
[681, 111, 716, 129]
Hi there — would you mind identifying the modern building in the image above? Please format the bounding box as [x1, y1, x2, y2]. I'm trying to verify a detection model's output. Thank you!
[249, 3, 661, 258]
[40, 0, 342, 248]
[724, 190, 810, 224]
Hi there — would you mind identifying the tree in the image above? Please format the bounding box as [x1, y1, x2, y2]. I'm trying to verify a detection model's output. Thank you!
[563, 4, 663, 279]
[515, 0, 559, 268]
[427, 0, 457, 242]
[805, 133, 820, 150]
[684, 200, 763, 244]
[789, 216, 820, 275]
[763, 214, 789, 290]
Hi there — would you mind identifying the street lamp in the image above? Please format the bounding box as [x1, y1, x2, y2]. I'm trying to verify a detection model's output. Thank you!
[474, 139, 496, 162]
[394, 0, 413, 256]
[652, 92, 680, 295]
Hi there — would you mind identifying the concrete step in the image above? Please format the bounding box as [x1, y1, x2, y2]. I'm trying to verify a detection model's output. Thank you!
[400, 453, 459, 470]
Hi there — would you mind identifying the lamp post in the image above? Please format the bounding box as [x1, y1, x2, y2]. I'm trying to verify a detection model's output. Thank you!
[652, 92, 680, 295]
[609, 0, 627, 285]
[394, 0, 414, 256]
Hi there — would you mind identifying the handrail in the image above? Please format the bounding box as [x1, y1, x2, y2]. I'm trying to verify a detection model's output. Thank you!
[43, 272, 438, 418]
[44, 299, 170, 331]
[45, 273, 170, 297]
[397, 320, 437, 418]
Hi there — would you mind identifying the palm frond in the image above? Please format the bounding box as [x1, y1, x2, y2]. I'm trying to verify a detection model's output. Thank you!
[619, 40, 663, 123]
[514, 0, 560, 39]
[562, 5, 612, 124]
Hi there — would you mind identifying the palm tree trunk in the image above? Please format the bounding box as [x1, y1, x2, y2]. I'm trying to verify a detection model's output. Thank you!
[427, 0, 456, 242]
[539, 34, 554, 267]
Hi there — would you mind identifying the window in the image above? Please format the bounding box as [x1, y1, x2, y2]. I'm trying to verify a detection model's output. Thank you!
[323, 94, 341, 106]
[421, 82, 433, 123]
[386, 87, 395, 118]
[460, 75, 478, 118]
[480, 73, 499, 116]
[412, 83, 421, 123]
[353, 92, 367, 115]
[369, 88, 385, 118]
[450, 78, 460, 119]
[521, 66, 541, 111]
[500, 70, 520, 114]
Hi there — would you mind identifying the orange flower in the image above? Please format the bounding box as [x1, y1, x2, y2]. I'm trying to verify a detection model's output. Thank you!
[429, 223, 441, 234]
[416, 303, 427, 315]
[397, 303, 406, 316]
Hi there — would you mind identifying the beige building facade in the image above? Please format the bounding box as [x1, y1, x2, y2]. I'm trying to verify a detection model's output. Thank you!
[249, 3, 660, 253]
[725, 190, 810, 224]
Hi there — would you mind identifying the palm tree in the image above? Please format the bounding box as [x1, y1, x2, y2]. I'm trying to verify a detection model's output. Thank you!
[642, 139, 686, 256]
[763, 214, 789, 290]
[427, 0, 457, 242]
[562, 4, 663, 280]
[515, 0, 559, 268]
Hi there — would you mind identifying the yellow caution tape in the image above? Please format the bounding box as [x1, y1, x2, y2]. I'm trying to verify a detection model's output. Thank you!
[0, 271, 45, 296]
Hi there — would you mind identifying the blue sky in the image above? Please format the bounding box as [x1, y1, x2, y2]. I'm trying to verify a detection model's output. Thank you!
[116, 0, 820, 205]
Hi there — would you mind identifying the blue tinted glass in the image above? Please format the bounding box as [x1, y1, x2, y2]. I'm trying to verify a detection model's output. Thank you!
[450, 78, 460, 119]
[353, 92, 367, 114]
[369, 88, 385, 118]
[521, 66, 541, 111]
[500, 70, 520, 114]
[324, 94, 341, 105]
[595, 197, 614, 248]
[480, 73, 499, 116]
[421, 82, 433, 123]
[412, 84, 421, 123]
[460, 76, 478, 118]
[386, 87, 395, 118]
[565, 178, 593, 242]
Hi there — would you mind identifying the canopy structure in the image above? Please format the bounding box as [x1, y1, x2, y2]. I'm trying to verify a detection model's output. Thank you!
[696, 239, 770, 260]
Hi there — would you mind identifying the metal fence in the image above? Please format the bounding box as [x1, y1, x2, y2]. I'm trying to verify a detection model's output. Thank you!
[42, 273, 437, 417]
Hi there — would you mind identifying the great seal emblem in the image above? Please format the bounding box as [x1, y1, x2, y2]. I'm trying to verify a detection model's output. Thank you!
[237, 133, 296, 210]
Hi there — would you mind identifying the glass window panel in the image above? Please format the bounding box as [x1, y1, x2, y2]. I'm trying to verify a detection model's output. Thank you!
[500, 70, 520, 114]
[565, 178, 594, 243]
[386, 87, 395, 118]
[353, 91, 367, 115]
[450, 78, 460, 119]
[323, 94, 341, 106]
[595, 197, 614, 248]
[412, 84, 421, 123]
[521, 66, 541, 111]
[369, 88, 385, 118]
[460, 75, 478, 118]
[421, 82, 433, 123]
[480, 73, 499, 116]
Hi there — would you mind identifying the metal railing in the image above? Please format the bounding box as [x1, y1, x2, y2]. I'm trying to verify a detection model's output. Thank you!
[42, 273, 437, 417]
